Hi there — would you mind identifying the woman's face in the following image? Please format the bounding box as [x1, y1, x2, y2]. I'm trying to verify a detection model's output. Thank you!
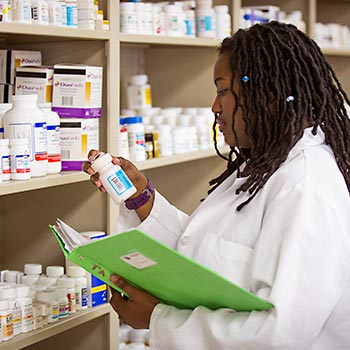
[211, 53, 251, 148]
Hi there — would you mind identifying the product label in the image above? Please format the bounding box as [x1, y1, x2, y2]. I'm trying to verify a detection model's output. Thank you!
[120, 252, 157, 269]
[59, 302, 69, 317]
[11, 154, 30, 174]
[81, 287, 88, 307]
[34, 121, 48, 161]
[51, 304, 59, 321]
[107, 169, 133, 196]
[47, 124, 61, 162]
[6, 123, 32, 160]
[67, 292, 76, 313]
[0, 312, 13, 339]
[1, 155, 10, 174]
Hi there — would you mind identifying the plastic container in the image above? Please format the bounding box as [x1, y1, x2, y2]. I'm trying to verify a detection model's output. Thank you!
[31, 0, 49, 25]
[0, 299, 14, 341]
[0, 287, 22, 336]
[125, 116, 146, 162]
[24, 263, 42, 276]
[35, 290, 59, 323]
[214, 5, 231, 40]
[195, 0, 215, 38]
[0, 139, 10, 181]
[16, 297, 34, 333]
[91, 152, 137, 204]
[48, 286, 69, 318]
[120, 2, 137, 34]
[3, 95, 48, 177]
[10, 138, 31, 180]
[56, 277, 76, 314]
[0, 103, 12, 139]
[39, 104, 61, 174]
[67, 266, 88, 310]
[126, 75, 152, 110]
[119, 118, 130, 159]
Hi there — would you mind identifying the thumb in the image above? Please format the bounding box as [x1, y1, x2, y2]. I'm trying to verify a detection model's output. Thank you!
[110, 274, 135, 296]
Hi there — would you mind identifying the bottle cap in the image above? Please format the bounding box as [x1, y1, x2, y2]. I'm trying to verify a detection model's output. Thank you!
[4, 270, 20, 283]
[128, 75, 148, 86]
[124, 116, 143, 124]
[91, 152, 113, 173]
[24, 263, 42, 275]
[67, 266, 85, 278]
[56, 277, 75, 288]
[46, 266, 64, 278]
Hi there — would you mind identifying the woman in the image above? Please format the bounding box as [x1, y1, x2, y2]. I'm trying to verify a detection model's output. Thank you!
[84, 21, 350, 349]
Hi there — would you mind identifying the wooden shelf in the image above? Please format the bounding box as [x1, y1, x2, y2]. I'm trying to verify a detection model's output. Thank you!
[0, 23, 110, 41]
[120, 33, 220, 47]
[0, 304, 118, 350]
[136, 147, 229, 171]
[0, 172, 89, 196]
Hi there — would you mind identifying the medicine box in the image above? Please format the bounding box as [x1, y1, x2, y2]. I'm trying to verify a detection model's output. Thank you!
[60, 117, 99, 171]
[0, 50, 42, 84]
[15, 66, 54, 103]
[66, 231, 107, 307]
[52, 64, 103, 118]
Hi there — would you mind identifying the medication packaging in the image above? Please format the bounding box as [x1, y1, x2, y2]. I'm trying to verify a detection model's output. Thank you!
[15, 66, 54, 103]
[52, 64, 103, 118]
[10, 138, 31, 180]
[0, 139, 10, 180]
[91, 152, 137, 204]
[3, 94, 48, 177]
[60, 117, 99, 171]
[0, 50, 42, 84]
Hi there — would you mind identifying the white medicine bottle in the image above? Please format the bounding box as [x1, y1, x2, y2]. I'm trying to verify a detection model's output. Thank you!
[91, 152, 137, 205]
[3, 95, 48, 177]
[127, 75, 152, 110]
[10, 138, 31, 181]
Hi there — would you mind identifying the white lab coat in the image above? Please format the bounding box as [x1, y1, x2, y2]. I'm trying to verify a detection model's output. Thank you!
[116, 127, 350, 350]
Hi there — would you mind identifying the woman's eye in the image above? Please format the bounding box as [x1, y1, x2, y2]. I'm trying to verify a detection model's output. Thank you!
[218, 88, 229, 95]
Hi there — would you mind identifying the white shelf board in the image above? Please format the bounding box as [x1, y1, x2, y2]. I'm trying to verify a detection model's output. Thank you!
[0, 22, 110, 40]
[120, 33, 220, 47]
[0, 304, 114, 350]
[322, 48, 350, 56]
[0, 172, 89, 196]
[136, 147, 229, 171]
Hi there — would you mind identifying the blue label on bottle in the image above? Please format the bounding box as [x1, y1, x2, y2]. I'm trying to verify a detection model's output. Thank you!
[107, 169, 134, 196]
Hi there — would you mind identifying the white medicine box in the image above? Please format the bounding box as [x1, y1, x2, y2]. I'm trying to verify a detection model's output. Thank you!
[0, 50, 42, 84]
[52, 64, 103, 118]
[15, 66, 54, 103]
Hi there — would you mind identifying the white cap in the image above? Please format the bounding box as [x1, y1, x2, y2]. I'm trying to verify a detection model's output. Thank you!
[16, 285, 30, 298]
[56, 277, 75, 288]
[67, 266, 85, 278]
[46, 266, 64, 278]
[21, 275, 39, 286]
[0, 299, 10, 310]
[0, 286, 16, 300]
[24, 263, 42, 275]
[128, 74, 148, 86]
[91, 152, 113, 173]
[4, 270, 21, 283]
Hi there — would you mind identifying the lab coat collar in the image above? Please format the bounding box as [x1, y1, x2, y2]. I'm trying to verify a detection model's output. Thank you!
[286, 126, 325, 162]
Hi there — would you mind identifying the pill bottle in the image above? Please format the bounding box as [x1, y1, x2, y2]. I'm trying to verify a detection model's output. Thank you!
[31, 0, 49, 24]
[67, 266, 88, 310]
[91, 152, 137, 204]
[119, 118, 130, 160]
[0, 139, 10, 181]
[214, 5, 231, 40]
[16, 297, 34, 333]
[48, 286, 68, 318]
[0, 300, 13, 341]
[47, 0, 63, 25]
[0, 287, 22, 336]
[126, 75, 152, 110]
[3, 94, 48, 177]
[195, 0, 215, 38]
[46, 265, 64, 281]
[24, 263, 42, 276]
[125, 116, 146, 162]
[0, 103, 12, 139]
[56, 277, 76, 314]
[39, 103, 61, 174]
[120, 2, 137, 34]
[10, 138, 31, 180]
[21, 275, 40, 286]
[35, 290, 59, 323]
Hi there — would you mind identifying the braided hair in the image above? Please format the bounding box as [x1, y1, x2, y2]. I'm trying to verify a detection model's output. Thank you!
[209, 21, 350, 210]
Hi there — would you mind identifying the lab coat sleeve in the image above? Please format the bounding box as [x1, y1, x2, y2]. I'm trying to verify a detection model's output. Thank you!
[115, 190, 189, 249]
[149, 183, 350, 349]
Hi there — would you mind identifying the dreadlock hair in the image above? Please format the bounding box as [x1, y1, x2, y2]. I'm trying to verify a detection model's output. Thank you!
[209, 21, 350, 211]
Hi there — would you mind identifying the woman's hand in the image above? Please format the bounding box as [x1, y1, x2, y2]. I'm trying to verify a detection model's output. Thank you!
[83, 149, 148, 197]
[109, 274, 160, 329]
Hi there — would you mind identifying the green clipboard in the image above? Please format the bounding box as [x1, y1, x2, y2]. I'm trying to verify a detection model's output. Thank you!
[49, 225, 273, 311]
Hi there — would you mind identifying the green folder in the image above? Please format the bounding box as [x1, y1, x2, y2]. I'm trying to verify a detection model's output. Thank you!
[49, 225, 273, 311]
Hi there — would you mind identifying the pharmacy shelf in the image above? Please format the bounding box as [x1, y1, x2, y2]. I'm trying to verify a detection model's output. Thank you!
[0, 23, 110, 41]
[0, 304, 119, 350]
[120, 33, 220, 47]
[322, 48, 350, 56]
[0, 172, 89, 196]
[136, 146, 230, 171]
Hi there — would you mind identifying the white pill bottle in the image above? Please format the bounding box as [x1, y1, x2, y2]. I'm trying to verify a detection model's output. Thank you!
[91, 152, 137, 204]
[3, 95, 48, 177]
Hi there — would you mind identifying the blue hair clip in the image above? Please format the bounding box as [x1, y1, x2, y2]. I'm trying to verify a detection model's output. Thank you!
[287, 95, 295, 102]
[242, 75, 250, 83]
